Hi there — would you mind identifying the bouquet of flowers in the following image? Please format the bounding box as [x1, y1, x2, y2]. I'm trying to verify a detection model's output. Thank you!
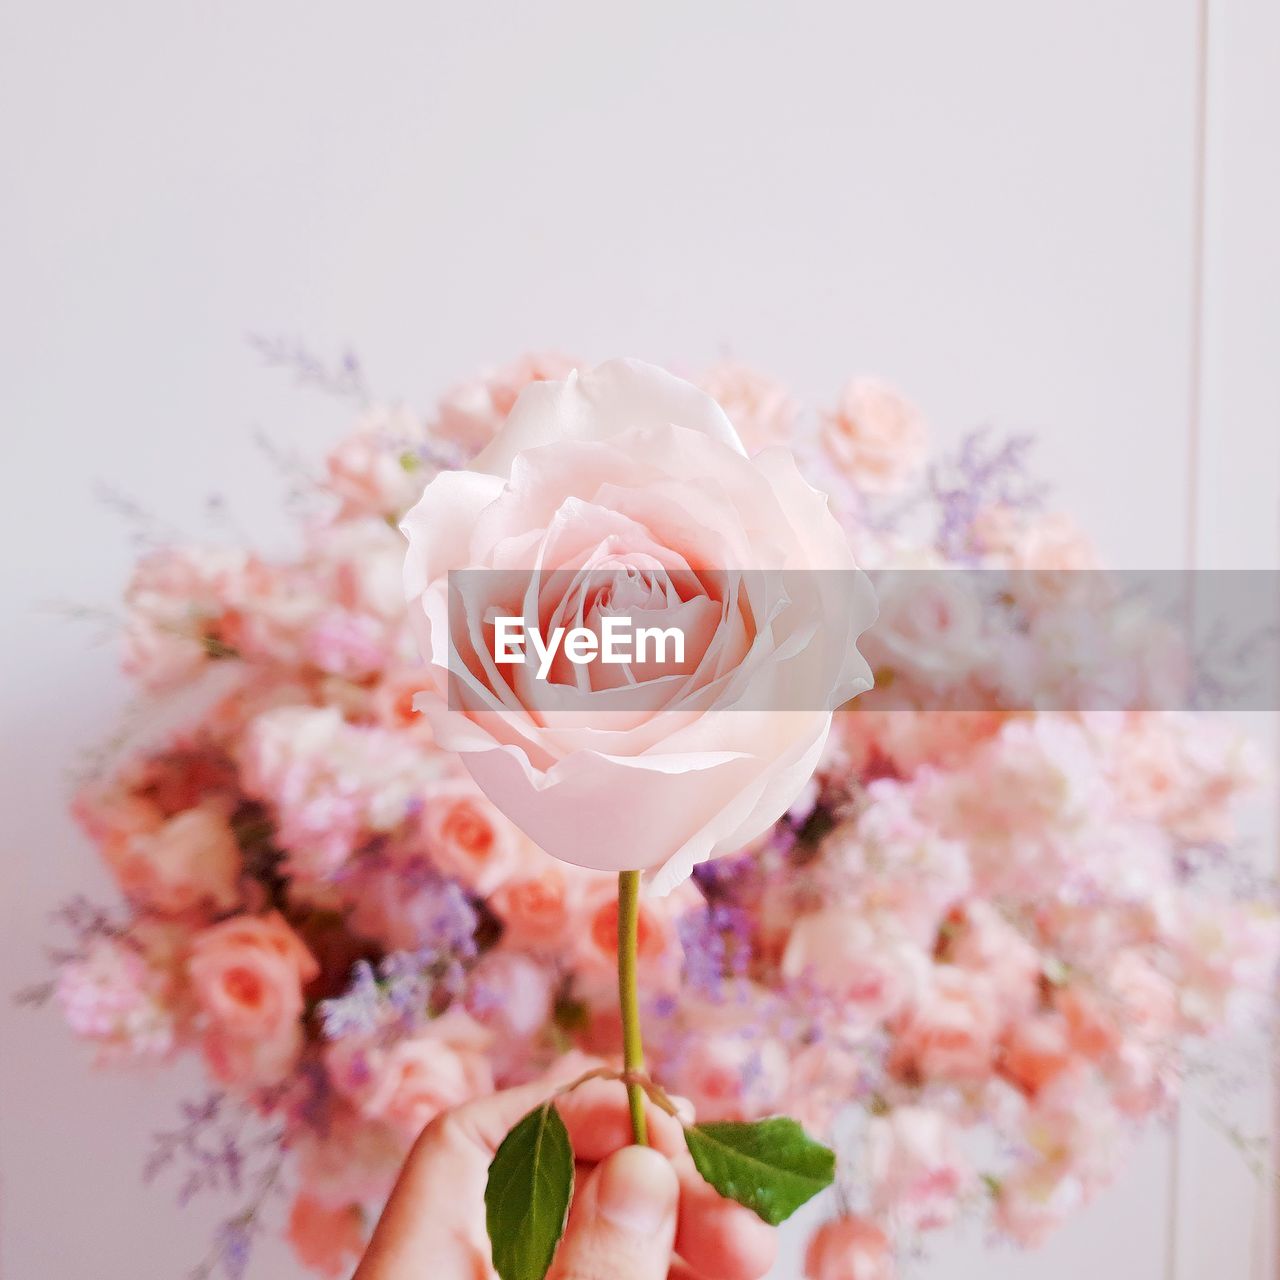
[34, 350, 1278, 1280]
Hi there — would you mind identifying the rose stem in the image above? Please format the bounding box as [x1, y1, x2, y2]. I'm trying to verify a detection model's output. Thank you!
[617, 868, 649, 1146]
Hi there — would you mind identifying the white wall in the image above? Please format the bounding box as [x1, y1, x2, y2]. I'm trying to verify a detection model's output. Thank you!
[1, 2, 1275, 1277]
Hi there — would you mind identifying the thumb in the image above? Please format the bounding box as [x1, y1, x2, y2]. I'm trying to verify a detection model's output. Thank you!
[548, 1146, 679, 1280]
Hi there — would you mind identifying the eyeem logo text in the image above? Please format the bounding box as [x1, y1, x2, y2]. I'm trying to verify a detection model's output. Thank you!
[493, 616, 685, 680]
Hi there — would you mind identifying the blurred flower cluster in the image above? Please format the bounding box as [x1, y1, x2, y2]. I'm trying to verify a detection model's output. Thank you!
[37, 352, 1279, 1279]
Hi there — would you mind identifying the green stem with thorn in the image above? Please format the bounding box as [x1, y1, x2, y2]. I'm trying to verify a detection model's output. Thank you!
[617, 869, 649, 1146]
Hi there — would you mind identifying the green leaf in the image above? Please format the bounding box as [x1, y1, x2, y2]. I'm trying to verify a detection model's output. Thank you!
[683, 1117, 835, 1225]
[485, 1102, 575, 1280]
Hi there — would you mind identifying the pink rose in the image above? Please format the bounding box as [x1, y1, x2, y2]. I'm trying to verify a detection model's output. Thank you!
[490, 860, 583, 952]
[839, 706, 1004, 775]
[817, 783, 971, 948]
[783, 910, 926, 1027]
[804, 1215, 894, 1280]
[419, 778, 526, 895]
[294, 1103, 406, 1209]
[325, 404, 428, 519]
[371, 666, 441, 741]
[993, 1164, 1080, 1248]
[999, 1014, 1074, 1097]
[56, 932, 179, 1061]
[821, 378, 926, 494]
[402, 359, 875, 892]
[572, 875, 691, 987]
[1107, 950, 1177, 1042]
[867, 1106, 969, 1231]
[465, 950, 555, 1041]
[786, 1039, 863, 1135]
[103, 802, 242, 915]
[187, 913, 318, 1086]
[948, 902, 1042, 1018]
[303, 610, 389, 680]
[862, 572, 988, 689]
[433, 352, 583, 455]
[1015, 512, 1099, 572]
[697, 360, 799, 454]
[326, 1013, 494, 1137]
[344, 860, 473, 953]
[286, 1194, 366, 1278]
[892, 966, 1001, 1084]
[674, 1031, 790, 1122]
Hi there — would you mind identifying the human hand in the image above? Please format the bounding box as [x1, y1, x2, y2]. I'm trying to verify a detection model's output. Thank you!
[354, 1060, 779, 1280]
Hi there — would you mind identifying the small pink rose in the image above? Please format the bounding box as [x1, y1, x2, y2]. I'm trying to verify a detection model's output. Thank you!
[891, 966, 1001, 1084]
[697, 360, 799, 455]
[187, 913, 318, 1085]
[419, 778, 527, 895]
[783, 910, 925, 1027]
[325, 404, 427, 519]
[489, 860, 583, 952]
[326, 1013, 494, 1137]
[821, 378, 926, 494]
[948, 902, 1042, 1018]
[863, 573, 988, 689]
[433, 352, 583, 455]
[572, 876, 691, 987]
[999, 1014, 1075, 1097]
[104, 802, 242, 915]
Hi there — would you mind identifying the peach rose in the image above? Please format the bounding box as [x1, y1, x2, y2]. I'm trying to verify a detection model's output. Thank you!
[489, 860, 583, 952]
[402, 359, 875, 892]
[572, 875, 692, 986]
[891, 967, 1001, 1084]
[433, 352, 582, 455]
[804, 1215, 894, 1280]
[325, 404, 428, 519]
[821, 378, 926, 494]
[419, 778, 527, 895]
[326, 1013, 494, 1137]
[948, 902, 1042, 1018]
[697, 360, 799, 455]
[999, 1014, 1075, 1097]
[187, 912, 318, 1086]
[102, 802, 242, 915]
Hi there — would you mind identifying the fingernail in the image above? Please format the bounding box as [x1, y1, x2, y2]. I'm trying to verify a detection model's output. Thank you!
[596, 1146, 677, 1235]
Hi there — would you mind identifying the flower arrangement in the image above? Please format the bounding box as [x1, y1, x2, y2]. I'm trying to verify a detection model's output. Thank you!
[32, 349, 1278, 1280]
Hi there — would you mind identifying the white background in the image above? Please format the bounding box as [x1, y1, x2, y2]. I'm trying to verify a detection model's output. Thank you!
[1, 2, 1276, 1277]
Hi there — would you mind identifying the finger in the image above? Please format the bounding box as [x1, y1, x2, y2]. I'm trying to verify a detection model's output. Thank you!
[557, 1080, 686, 1163]
[435, 1054, 597, 1155]
[559, 1083, 775, 1279]
[356, 1061, 596, 1280]
[548, 1146, 679, 1280]
[672, 1151, 778, 1280]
